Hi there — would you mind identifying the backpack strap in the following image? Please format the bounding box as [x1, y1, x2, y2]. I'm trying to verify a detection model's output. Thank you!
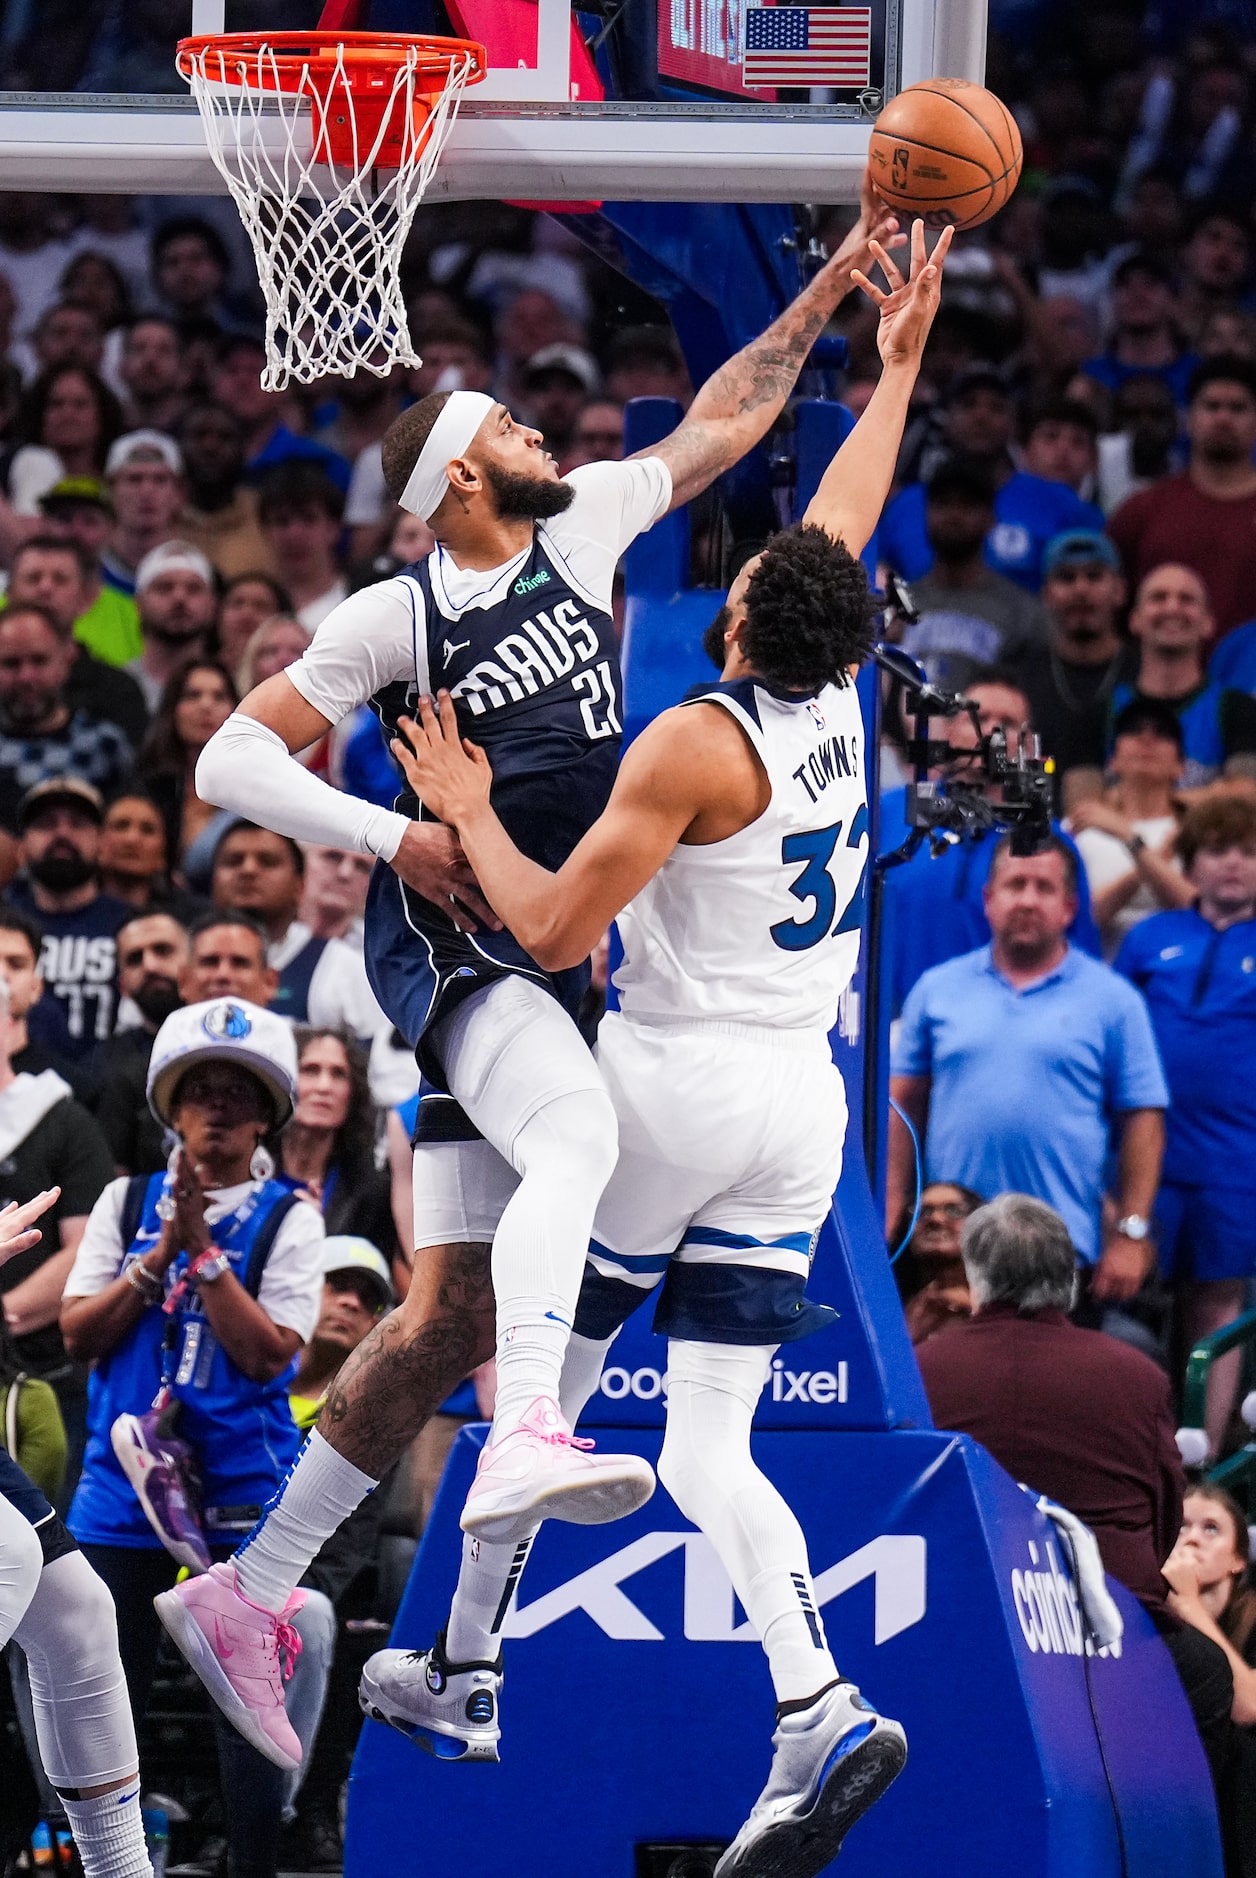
[241, 1191, 304, 1300]
[119, 1174, 152, 1258]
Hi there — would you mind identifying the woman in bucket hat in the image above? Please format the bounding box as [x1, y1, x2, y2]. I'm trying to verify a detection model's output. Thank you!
[58, 998, 332, 1878]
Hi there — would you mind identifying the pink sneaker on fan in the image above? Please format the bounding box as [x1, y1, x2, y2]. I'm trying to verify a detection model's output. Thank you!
[459, 1395, 655, 1544]
[154, 1562, 306, 1772]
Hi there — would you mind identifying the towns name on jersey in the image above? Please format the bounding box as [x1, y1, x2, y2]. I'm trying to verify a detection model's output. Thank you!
[792, 731, 861, 805]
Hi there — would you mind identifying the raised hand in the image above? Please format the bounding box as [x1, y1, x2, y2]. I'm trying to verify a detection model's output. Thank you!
[828, 165, 905, 282]
[1160, 1544, 1202, 1602]
[169, 1149, 212, 1258]
[0, 1187, 60, 1272]
[851, 219, 953, 370]
[393, 694, 494, 832]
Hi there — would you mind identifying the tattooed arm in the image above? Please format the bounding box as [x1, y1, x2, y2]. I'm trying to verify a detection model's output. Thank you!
[638, 172, 898, 512]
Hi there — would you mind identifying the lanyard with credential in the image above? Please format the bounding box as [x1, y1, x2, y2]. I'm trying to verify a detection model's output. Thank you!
[154, 1185, 268, 1402]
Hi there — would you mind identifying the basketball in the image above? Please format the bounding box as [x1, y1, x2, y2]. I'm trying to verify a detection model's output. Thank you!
[868, 78, 1023, 231]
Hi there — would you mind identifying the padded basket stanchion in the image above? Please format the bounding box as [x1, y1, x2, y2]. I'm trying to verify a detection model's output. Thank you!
[176, 32, 487, 389]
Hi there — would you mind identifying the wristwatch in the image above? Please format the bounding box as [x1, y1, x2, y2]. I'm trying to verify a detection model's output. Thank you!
[1128, 834, 1146, 858]
[190, 1249, 231, 1286]
[1116, 1214, 1150, 1241]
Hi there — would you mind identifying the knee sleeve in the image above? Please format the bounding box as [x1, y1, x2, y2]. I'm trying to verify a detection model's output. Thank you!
[0, 1500, 43, 1649]
[510, 1086, 618, 1191]
[657, 1342, 772, 1525]
[14, 1551, 138, 1790]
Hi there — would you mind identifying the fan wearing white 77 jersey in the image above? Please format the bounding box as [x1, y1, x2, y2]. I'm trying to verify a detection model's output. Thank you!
[365, 222, 952, 1878]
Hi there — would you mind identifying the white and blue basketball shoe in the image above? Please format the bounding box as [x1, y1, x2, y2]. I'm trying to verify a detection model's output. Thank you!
[359, 1630, 502, 1763]
[715, 1680, 907, 1878]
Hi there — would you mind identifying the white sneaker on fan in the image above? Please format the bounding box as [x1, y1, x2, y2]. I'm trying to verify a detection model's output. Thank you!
[459, 1395, 655, 1544]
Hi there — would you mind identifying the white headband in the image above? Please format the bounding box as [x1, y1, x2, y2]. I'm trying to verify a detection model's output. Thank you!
[399, 390, 496, 522]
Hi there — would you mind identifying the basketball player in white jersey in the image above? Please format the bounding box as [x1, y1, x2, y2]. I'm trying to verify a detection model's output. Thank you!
[363, 224, 950, 1878]
[155, 182, 906, 1771]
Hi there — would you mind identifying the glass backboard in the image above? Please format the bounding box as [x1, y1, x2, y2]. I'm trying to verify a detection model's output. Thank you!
[0, 0, 987, 203]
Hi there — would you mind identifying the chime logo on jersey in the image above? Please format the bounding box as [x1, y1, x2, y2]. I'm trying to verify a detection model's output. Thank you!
[448, 596, 604, 718]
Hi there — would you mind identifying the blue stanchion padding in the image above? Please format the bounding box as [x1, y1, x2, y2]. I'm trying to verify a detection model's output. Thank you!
[347, 1425, 1221, 1878]
[792, 400, 855, 518]
[620, 589, 723, 746]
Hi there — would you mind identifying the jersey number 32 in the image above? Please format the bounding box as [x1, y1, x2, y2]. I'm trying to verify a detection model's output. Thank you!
[770, 807, 869, 952]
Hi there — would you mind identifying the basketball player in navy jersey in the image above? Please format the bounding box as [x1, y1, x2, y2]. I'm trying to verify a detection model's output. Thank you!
[361, 223, 950, 1877]
[157, 180, 904, 1764]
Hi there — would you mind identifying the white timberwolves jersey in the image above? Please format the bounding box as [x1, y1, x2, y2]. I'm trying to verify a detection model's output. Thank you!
[614, 676, 868, 1032]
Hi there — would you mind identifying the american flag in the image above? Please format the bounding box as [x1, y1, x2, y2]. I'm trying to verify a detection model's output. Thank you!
[742, 6, 872, 88]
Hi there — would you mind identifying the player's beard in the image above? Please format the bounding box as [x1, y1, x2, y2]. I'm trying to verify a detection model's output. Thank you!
[703, 605, 731, 672]
[483, 462, 575, 521]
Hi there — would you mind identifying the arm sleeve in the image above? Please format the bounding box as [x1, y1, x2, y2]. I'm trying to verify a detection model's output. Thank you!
[256, 1200, 326, 1342]
[1106, 978, 1170, 1112]
[61, 1179, 129, 1299]
[196, 714, 411, 863]
[891, 975, 935, 1077]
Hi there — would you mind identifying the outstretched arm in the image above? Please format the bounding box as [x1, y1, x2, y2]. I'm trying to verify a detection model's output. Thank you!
[390, 696, 735, 969]
[802, 220, 952, 554]
[642, 175, 900, 511]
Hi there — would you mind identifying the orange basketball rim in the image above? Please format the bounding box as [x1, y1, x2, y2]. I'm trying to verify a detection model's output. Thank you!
[175, 31, 488, 169]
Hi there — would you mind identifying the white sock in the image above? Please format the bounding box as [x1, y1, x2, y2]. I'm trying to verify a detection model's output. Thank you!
[659, 1341, 839, 1706]
[59, 1782, 152, 1878]
[445, 1533, 534, 1663]
[234, 1431, 377, 1614]
[446, 1330, 617, 1660]
[486, 1094, 618, 1436]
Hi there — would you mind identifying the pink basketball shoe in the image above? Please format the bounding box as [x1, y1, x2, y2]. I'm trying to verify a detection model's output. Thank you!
[154, 1562, 306, 1772]
[459, 1395, 655, 1544]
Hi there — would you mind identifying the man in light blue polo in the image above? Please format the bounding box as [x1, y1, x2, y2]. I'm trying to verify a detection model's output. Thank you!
[888, 834, 1168, 1306]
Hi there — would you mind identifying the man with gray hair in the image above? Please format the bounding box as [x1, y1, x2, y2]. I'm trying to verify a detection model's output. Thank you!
[961, 1193, 1078, 1315]
[917, 1192, 1233, 1783]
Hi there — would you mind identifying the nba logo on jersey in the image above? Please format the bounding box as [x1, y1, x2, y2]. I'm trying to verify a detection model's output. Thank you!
[807, 701, 827, 731]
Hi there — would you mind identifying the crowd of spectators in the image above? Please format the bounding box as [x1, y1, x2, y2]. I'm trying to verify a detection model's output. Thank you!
[0, 0, 1254, 1870]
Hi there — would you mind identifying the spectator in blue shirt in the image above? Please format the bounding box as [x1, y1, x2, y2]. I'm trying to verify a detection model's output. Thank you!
[1082, 253, 1199, 409]
[889, 834, 1168, 1308]
[1208, 617, 1256, 695]
[1115, 792, 1256, 1459]
[877, 367, 1104, 591]
[880, 675, 1102, 1012]
[1108, 562, 1256, 786]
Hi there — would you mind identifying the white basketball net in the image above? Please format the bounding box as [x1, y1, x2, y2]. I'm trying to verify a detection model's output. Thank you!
[183, 40, 476, 390]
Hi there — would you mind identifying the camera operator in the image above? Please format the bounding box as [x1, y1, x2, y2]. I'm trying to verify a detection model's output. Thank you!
[880, 676, 1101, 1012]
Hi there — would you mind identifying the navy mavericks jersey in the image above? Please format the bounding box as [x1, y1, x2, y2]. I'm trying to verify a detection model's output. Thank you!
[363, 531, 622, 1111]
